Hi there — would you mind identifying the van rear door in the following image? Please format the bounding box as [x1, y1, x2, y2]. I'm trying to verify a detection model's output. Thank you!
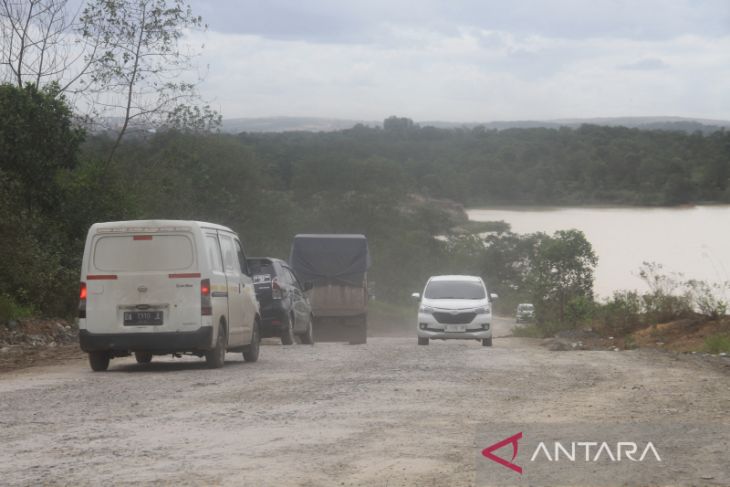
[85, 230, 201, 334]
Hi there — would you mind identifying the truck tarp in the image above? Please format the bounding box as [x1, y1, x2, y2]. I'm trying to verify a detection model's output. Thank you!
[289, 234, 370, 287]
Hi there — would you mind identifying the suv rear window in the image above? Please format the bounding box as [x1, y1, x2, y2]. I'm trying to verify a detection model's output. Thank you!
[249, 259, 275, 276]
[93, 235, 195, 272]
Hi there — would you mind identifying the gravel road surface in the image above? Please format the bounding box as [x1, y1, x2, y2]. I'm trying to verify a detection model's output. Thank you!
[0, 317, 728, 486]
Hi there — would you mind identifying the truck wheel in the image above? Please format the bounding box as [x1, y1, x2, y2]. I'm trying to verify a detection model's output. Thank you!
[243, 319, 260, 362]
[134, 351, 152, 364]
[205, 324, 227, 369]
[281, 313, 295, 345]
[418, 337, 429, 346]
[482, 338, 493, 347]
[88, 351, 110, 372]
[349, 316, 367, 345]
[299, 314, 314, 345]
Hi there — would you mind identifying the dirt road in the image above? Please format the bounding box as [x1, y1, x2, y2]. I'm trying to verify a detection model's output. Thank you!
[0, 317, 728, 486]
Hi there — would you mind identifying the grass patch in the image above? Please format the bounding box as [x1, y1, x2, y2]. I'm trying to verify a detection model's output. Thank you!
[703, 333, 730, 354]
[0, 294, 35, 322]
[623, 335, 637, 350]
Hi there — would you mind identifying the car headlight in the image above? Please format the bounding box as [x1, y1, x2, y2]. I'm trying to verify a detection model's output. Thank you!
[419, 305, 434, 314]
[476, 306, 490, 314]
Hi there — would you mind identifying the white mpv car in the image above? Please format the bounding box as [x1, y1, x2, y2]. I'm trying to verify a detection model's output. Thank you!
[413, 275, 497, 346]
[79, 220, 261, 371]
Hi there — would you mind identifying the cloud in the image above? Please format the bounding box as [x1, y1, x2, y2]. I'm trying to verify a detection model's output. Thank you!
[193, 0, 730, 42]
[187, 1, 730, 121]
[619, 58, 670, 70]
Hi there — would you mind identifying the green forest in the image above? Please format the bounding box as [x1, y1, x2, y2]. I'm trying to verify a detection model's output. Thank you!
[2, 83, 730, 324]
[238, 116, 730, 206]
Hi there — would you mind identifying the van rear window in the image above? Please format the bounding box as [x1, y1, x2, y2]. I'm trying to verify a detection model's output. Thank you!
[93, 235, 195, 272]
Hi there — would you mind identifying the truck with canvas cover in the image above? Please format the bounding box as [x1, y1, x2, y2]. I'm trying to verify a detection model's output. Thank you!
[289, 234, 370, 344]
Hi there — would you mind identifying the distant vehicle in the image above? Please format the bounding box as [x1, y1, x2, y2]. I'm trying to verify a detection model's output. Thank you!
[78, 220, 261, 371]
[248, 257, 314, 345]
[290, 234, 370, 344]
[516, 303, 535, 323]
[412, 275, 497, 346]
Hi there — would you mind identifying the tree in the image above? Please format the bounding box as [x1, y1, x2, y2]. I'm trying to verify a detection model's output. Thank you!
[0, 82, 86, 315]
[383, 116, 417, 134]
[0, 0, 98, 92]
[0, 82, 84, 214]
[79, 0, 206, 164]
[527, 230, 597, 326]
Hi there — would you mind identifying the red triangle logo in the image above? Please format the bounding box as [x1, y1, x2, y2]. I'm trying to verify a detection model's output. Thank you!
[481, 432, 523, 474]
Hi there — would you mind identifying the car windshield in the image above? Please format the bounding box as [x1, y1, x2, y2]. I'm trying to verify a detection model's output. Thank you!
[424, 280, 486, 300]
[519, 304, 534, 311]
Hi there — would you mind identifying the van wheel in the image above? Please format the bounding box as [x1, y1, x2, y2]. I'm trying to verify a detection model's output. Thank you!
[205, 324, 227, 369]
[88, 351, 110, 372]
[299, 314, 314, 345]
[243, 319, 260, 362]
[281, 313, 295, 345]
[134, 351, 152, 364]
[482, 338, 493, 347]
[418, 337, 429, 346]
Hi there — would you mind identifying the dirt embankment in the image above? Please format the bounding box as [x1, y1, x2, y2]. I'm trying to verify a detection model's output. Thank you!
[0, 319, 81, 372]
[539, 317, 729, 351]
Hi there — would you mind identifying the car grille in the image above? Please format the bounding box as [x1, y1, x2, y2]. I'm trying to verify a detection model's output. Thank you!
[433, 311, 476, 324]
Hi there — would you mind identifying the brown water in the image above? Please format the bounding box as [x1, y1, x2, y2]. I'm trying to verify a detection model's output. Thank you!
[467, 205, 730, 298]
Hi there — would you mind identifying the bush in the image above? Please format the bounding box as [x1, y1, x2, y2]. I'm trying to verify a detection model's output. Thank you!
[0, 294, 34, 322]
[637, 262, 694, 323]
[564, 295, 595, 329]
[595, 291, 644, 336]
[703, 334, 730, 354]
[685, 280, 728, 319]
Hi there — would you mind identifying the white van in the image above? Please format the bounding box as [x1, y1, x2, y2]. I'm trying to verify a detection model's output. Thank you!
[78, 220, 261, 371]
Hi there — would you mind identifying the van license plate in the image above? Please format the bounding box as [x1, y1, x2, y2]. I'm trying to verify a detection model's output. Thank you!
[446, 325, 466, 332]
[124, 311, 163, 325]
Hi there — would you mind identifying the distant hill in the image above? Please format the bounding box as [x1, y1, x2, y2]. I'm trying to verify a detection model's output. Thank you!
[221, 116, 370, 133]
[221, 116, 730, 134]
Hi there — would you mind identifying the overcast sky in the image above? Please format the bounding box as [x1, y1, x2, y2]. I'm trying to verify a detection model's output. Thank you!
[187, 0, 730, 122]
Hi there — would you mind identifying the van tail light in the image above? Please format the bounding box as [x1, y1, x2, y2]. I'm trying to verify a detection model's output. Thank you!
[272, 278, 283, 299]
[201, 278, 212, 316]
[79, 282, 87, 319]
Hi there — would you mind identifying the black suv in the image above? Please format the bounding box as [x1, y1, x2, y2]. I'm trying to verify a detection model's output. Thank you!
[248, 257, 314, 345]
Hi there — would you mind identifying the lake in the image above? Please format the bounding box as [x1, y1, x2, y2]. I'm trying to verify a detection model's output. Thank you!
[467, 206, 730, 299]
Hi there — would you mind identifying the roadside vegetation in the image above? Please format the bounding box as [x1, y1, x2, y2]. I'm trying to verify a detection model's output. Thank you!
[704, 333, 730, 354]
[511, 260, 729, 354]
